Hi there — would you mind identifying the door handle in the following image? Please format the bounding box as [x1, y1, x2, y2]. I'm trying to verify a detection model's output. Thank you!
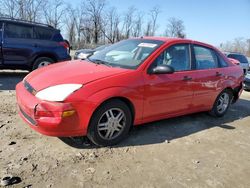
[216, 72, 223, 76]
[183, 76, 192, 81]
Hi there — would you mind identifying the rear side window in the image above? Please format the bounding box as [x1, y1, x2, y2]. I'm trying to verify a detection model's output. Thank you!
[5, 23, 33, 39]
[194, 45, 218, 70]
[34, 27, 54, 40]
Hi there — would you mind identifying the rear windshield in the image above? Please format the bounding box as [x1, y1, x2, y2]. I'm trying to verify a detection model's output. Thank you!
[228, 54, 248, 63]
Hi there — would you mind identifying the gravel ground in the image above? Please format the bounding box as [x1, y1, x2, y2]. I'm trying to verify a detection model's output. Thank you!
[0, 70, 250, 188]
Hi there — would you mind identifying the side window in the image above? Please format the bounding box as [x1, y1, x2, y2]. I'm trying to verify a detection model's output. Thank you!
[5, 23, 33, 39]
[34, 27, 53, 40]
[217, 54, 228, 67]
[194, 45, 218, 70]
[153, 44, 191, 71]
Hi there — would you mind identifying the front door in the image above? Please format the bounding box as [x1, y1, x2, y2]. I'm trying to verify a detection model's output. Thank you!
[143, 44, 195, 120]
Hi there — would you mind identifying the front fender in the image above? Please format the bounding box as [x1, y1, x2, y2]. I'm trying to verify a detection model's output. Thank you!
[66, 86, 144, 134]
[86, 87, 144, 125]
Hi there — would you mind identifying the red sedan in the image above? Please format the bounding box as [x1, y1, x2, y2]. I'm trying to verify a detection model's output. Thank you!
[16, 37, 244, 146]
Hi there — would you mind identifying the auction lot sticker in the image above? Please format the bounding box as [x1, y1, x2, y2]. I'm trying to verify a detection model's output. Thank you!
[138, 43, 157, 48]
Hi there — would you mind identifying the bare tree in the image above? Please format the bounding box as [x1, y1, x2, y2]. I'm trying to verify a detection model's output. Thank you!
[165, 17, 186, 38]
[19, 0, 47, 22]
[1, 0, 47, 22]
[44, 0, 66, 29]
[247, 39, 250, 57]
[102, 7, 120, 43]
[1, 0, 19, 18]
[64, 5, 76, 47]
[132, 11, 143, 37]
[83, 0, 106, 44]
[144, 21, 152, 36]
[149, 6, 160, 36]
[220, 38, 249, 55]
[122, 6, 136, 39]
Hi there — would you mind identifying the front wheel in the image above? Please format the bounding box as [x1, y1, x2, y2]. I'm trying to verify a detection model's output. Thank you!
[209, 89, 233, 117]
[87, 100, 132, 146]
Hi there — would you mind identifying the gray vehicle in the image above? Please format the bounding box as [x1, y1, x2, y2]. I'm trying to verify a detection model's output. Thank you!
[74, 44, 110, 60]
[224, 52, 249, 74]
[243, 73, 250, 91]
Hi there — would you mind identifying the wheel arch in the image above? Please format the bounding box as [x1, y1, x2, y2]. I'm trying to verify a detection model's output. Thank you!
[92, 96, 136, 125]
[30, 53, 58, 67]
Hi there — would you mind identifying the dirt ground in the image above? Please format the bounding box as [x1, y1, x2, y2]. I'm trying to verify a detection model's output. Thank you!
[1, 70, 250, 188]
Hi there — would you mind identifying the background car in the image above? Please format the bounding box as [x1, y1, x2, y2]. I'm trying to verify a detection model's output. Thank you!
[243, 73, 250, 91]
[247, 57, 250, 70]
[74, 44, 110, 60]
[224, 52, 249, 74]
[16, 37, 244, 146]
[0, 17, 71, 70]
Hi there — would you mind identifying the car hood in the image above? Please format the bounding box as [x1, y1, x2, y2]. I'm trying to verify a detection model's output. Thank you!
[25, 60, 129, 91]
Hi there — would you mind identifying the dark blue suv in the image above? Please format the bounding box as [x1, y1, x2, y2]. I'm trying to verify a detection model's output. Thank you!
[0, 18, 71, 70]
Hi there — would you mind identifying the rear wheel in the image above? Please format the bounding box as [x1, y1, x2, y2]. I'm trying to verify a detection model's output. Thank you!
[87, 100, 132, 146]
[32, 57, 54, 70]
[209, 89, 233, 117]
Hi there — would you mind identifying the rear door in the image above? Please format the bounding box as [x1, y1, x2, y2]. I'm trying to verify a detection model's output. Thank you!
[2, 22, 35, 65]
[191, 44, 225, 109]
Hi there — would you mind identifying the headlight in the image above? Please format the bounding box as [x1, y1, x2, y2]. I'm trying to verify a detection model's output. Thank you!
[35, 84, 82, 102]
[77, 52, 91, 59]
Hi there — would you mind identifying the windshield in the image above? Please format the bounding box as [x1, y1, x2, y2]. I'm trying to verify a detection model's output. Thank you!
[89, 39, 164, 69]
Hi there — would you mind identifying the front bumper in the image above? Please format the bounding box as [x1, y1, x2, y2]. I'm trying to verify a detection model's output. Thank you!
[16, 82, 86, 137]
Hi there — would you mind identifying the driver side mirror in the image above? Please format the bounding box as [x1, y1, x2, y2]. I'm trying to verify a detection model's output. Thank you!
[148, 64, 175, 74]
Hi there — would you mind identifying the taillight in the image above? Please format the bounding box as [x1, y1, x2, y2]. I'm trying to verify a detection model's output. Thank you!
[58, 41, 69, 49]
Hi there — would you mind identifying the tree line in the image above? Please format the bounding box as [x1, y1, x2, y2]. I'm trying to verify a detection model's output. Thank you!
[0, 0, 186, 49]
[220, 38, 250, 57]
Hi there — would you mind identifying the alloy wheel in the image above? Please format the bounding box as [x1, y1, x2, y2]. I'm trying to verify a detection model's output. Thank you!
[97, 108, 126, 140]
[217, 93, 230, 114]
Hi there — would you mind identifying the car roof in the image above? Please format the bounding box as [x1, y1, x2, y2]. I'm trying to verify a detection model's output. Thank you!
[140, 36, 215, 49]
[0, 17, 55, 30]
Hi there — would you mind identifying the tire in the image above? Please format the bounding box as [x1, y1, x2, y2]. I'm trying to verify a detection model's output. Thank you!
[209, 89, 233, 117]
[87, 100, 132, 146]
[32, 57, 54, 70]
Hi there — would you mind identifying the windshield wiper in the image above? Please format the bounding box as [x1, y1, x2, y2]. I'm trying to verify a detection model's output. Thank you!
[89, 58, 112, 67]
